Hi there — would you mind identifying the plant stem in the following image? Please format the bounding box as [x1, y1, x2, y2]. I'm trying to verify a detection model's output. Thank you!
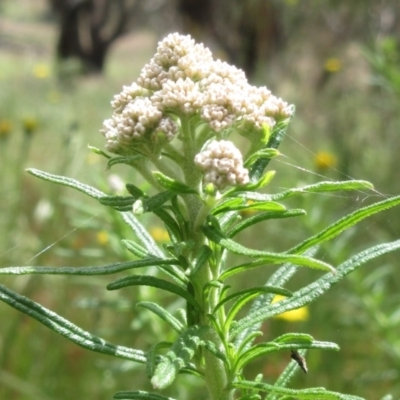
[203, 328, 234, 400]
[192, 253, 233, 399]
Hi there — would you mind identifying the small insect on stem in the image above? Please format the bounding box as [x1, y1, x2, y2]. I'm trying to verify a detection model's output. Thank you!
[290, 350, 308, 374]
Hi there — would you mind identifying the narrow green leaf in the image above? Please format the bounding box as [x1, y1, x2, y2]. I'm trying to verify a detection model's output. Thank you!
[288, 194, 400, 254]
[228, 209, 306, 238]
[144, 191, 175, 212]
[186, 281, 200, 326]
[122, 240, 150, 259]
[273, 333, 313, 344]
[234, 248, 318, 348]
[152, 208, 181, 242]
[219, 254, 334, 282]
[107, 155, 142, 169]
[237, 338, 338, 370]
[231, 239, 400, 339]
[236, 331, 263, 359]
[234, 380, 364, 400]
[120, 218, 186, 284]
[27, 168, 171, 258]
[201, 339, 227, 362]
[107, 275, 200, 311]
[146, 342, 172, 379]
[99, 195, 135, 208]
[137, 301, 184, 333]
[203, 224, 334, 273]
[239, 180, 374, 203]
[212, 198, 245, 215]
[170, 196, 188, 232]
[240, 169, 277, 191]
[126, 183, 145, 198]
[0, 284, 146, 363]
[153, 171, 198, 194]
[218, 201, 286, 215]
[114, 391, 177, 400]
[250, 116, 292, 181]
[151, 325, 208, 389]
[222, 288, 292, 336]
[88, 145, 111, 159]
[26, 168, 106, 199]
[214, 286, 293, 313]
[272, 180, 373, 199]
[0, 258, 178, 276]
[234, 343, 278, 372]
[218, 210, 241, 231]
[191, 245, 212, 276]
[238, 395, 261, 400]
[119, 212, 165, 258]
[245, 150, 279, 169]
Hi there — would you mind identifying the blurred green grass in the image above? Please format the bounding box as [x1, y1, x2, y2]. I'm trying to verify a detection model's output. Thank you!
[1, 1, 400, 399]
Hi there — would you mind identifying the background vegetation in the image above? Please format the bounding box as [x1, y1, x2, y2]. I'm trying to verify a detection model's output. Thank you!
[1, 0, 400, 399]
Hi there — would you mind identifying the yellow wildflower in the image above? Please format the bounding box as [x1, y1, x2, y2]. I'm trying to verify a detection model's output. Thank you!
[22, 117, 39, 136]
[314, 151, 337, 170]
[33, 63, 50, 79]
[273, 295, 309, 322]
[96, 230, 109, 246]
[324, 58, 342, 73]
[149, 227, 170, 243]
[0, 119, 13, 139]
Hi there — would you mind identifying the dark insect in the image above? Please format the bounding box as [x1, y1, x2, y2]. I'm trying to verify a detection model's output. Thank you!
[290, 350, 308, 374]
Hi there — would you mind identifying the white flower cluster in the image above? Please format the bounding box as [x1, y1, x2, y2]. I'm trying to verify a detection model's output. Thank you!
[101, 33, 293, 154]
[194, 140, 249, 190]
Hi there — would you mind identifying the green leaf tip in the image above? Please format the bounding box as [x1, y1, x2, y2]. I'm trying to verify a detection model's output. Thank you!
[113, 391, 177, 400]
[87, 145, 111, 159]
[106, 275, 201, 311]
[152, 171, 198, 194]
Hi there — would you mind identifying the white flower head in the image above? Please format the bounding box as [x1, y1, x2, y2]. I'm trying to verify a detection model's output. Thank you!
[195, 140, 249, 190]
[101, 32, 293, 155]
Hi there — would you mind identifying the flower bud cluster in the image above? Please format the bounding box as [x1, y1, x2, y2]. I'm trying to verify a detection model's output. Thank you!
[194, 140, 249, 190]
[101, 33, 293, 156]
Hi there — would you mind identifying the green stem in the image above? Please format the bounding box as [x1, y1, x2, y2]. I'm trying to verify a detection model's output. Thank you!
[163, 142, 185, 165]
[191, 246, 232, 399]
[152, 155, 181, 181]
[203, 328, 234, 400]
[129, 159, 163, 190]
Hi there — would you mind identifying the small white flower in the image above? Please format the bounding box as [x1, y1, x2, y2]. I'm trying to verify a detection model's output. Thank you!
[151, 78, 204, 114]
[156, 117, 178, 141]
[195, 140, 249, 190]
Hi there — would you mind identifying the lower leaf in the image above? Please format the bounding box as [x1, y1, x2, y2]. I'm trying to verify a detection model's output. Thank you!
[0, 284, 146, 363]
[234, 380, 364, 400]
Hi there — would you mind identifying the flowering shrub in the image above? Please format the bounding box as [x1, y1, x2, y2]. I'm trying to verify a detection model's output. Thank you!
[1, 33, 400, 400]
